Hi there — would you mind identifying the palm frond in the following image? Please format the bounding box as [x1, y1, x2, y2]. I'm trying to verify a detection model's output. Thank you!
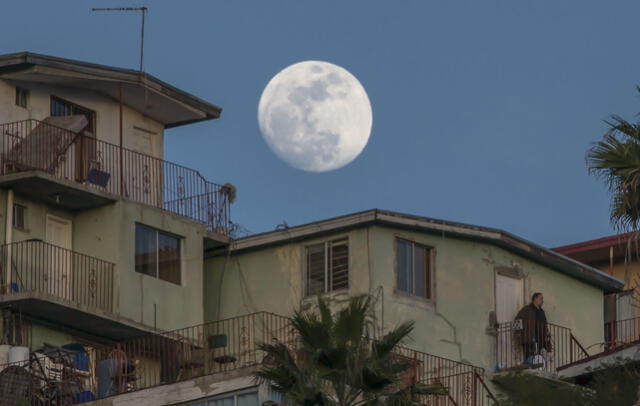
[587, 102, 640, 231]
[373, 322, 414, 359]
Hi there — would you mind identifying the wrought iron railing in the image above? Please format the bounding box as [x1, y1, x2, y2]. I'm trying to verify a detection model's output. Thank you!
[604, 316, 640, 349]
[92, 312, 295, 397]
[495, 321, 589, 373]
[0, 311, 498, 405]
[0, 240, 115, 313]
[0, 120, 231, 234]
[90, 314, 497, 404]
[392, 345, 497, 405]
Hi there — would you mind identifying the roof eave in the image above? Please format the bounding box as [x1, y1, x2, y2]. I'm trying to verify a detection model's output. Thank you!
[0, 52, 222, 127]
[210, 209, 624, 293]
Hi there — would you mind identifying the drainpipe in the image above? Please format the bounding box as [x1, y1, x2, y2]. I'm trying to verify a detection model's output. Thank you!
[5, 189, 13, 291]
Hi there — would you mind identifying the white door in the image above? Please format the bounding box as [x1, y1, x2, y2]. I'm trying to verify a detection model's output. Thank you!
[45, 215, 72, 300]
[496, 274, 524, 369]
[496, 274, 524, 323]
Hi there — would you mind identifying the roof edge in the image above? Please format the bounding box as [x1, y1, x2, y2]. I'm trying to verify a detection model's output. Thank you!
[210, 209, 624, 293]
[0, 52, 222, 125]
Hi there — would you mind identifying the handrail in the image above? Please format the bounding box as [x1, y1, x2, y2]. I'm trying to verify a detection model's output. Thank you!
[570, 333, 589, 360]
[0, 119, 231, 234]
[474, 371, 499, 404]
[0, 239, 115, 313]
[495, 320, 589, 373]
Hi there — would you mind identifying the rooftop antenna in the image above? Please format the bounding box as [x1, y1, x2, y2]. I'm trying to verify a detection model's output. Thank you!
[92, 7, 148, 72]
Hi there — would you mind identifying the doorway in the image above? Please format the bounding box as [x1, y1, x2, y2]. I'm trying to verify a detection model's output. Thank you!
[495, 273, 524, 370]
[45, 215, 72, 300]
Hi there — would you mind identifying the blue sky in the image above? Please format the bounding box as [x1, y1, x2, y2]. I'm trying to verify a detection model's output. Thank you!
[2, 1, 639, 247]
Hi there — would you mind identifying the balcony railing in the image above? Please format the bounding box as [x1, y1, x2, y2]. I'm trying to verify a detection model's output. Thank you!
[0, 311, 498, 405]
[495, 321, 589, 373]
[393, 346, 497, 405]
[0, 240, 115, 313]
[0, 120, 231, 235]
[89, 314, 497, 404]
[604, 317, 640, 350]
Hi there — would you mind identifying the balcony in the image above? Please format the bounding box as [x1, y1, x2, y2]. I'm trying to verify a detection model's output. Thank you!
[603, 316, 640, 349]
[0, 120, 231, 236]
[0, 311, 499, 405]
[0, 240, 146, 340]
[495, 321, 589, 374]
[3, 313, 493, 405]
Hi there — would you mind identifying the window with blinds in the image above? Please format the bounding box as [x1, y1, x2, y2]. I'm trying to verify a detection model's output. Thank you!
[396, 238, 432, 299]
[305, 238, 349, 296]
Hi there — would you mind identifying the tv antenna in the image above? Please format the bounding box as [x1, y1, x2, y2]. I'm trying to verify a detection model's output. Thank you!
[92, 7, 148, 72]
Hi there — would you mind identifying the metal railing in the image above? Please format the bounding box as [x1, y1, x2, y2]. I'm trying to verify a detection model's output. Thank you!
[422, 371, 499, 406]
[0, 240, 115, 313]
[91, 314, 498, 404]
[604, 317, 640, 349]
[392, 346, 497, 405]
[92, 312, 295, 398]
[0, 311, 498, 405]
[495, 321, 589, 373]
[0, 120, 231, 234]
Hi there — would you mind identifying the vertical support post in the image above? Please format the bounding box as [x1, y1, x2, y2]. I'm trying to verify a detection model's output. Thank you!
[5, 189, 13, 292]
[119, 83, 124, 196]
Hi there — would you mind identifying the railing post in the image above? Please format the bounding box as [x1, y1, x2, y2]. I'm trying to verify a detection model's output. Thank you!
[119, 83, 124, 197]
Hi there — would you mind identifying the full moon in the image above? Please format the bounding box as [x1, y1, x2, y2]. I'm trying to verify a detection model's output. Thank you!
[258, 61, 373, 172]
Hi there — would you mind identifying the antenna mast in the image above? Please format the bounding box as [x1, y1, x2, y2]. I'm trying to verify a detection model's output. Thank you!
[92, 7, 148, 72]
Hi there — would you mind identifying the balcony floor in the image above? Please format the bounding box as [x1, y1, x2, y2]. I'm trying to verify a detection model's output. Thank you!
[0, 170, 117, 211]
[0, 291, 155, 342]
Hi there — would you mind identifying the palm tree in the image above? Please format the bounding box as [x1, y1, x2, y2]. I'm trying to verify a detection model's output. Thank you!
[254, 295, 446, 406]
[587, 88, 640, 232]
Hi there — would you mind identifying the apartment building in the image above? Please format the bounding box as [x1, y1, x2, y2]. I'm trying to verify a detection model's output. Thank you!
[0, 52, 234, 404]
[0, 51, 627, 406]
[204, 210, 622, 372]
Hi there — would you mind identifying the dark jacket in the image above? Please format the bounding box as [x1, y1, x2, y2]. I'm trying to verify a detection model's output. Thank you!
[515, 303, 552, 352]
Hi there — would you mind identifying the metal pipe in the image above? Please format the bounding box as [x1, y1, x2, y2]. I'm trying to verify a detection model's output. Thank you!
[5, 189, 13, 291]
[119, 83, 124, 196]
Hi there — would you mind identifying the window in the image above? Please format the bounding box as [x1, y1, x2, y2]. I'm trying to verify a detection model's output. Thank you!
[182, 390, 258, 406]
[50, 96, 96, 134]
[305, 238, 348, 296]
[15, 87, 28, 108]
[135, 224, 181, 284]
[12, 204, 26, 230]
[51, 96, 98, 182]
[396, 238, 432, 299]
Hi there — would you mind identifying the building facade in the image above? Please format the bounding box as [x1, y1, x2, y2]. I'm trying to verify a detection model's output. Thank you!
[205, 210, 622, 374]
[0, 52, 627, 405]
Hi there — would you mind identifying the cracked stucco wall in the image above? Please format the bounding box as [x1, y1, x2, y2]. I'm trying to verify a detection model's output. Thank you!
[204, 224, 605, 373]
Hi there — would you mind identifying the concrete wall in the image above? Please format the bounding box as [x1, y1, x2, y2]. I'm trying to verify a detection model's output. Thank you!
[0, 191, 205, 333]
[204, 224, 606, 372]
[0, 79, 164, 158]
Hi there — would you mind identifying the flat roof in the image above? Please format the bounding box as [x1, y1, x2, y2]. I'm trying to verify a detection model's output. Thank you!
[211, 209, 624, 293]
[554, 232, 633, 255]
[554, 232, 634, 265]
[0, 52, 222, 128]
